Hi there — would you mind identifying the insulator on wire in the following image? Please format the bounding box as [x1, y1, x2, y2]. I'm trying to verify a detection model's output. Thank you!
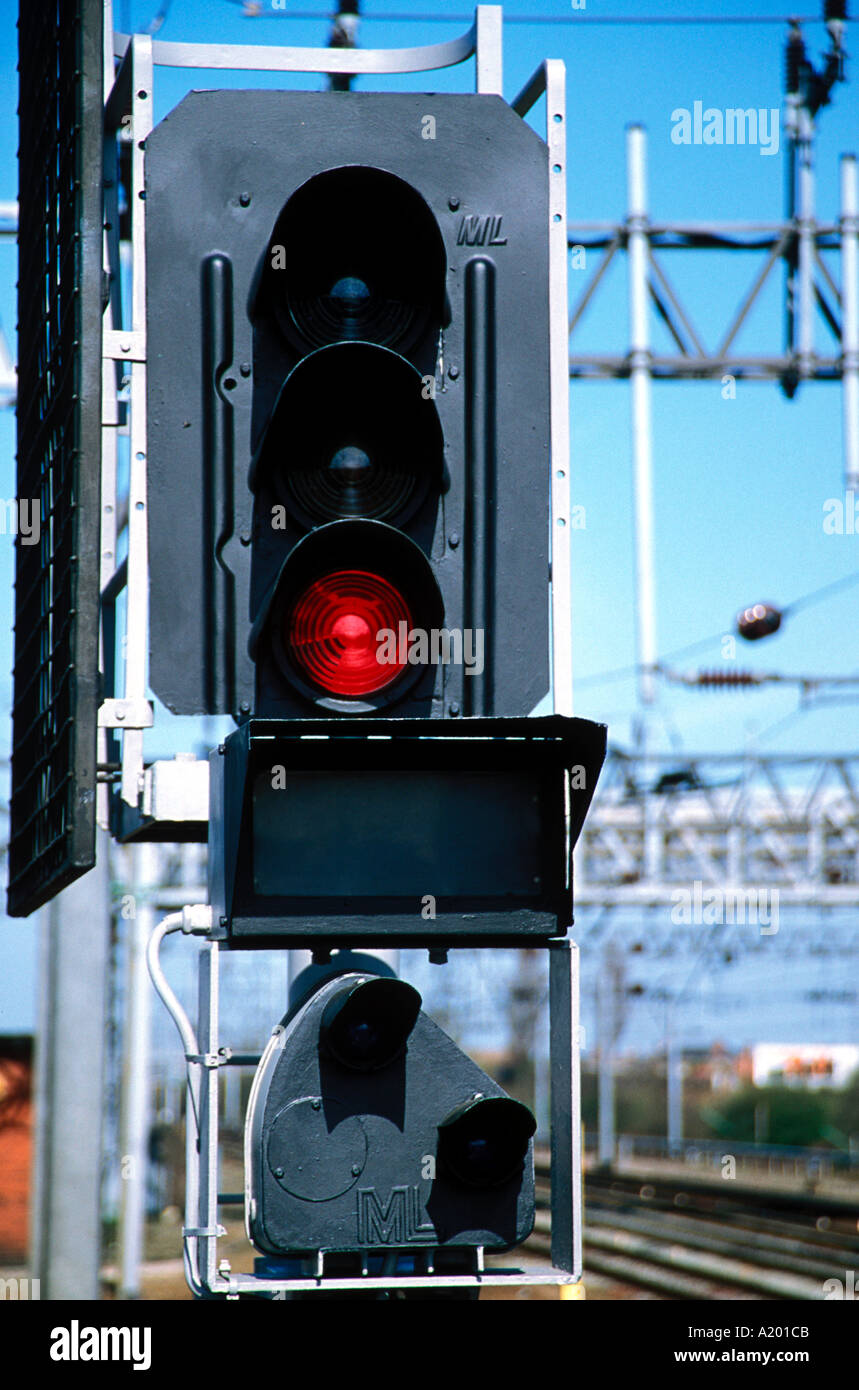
[328, 1, 360, 91]
[696, 670, 763, 688]
[785, 29, 806, 94]
[825, 0, 848, 59]
[736, 602, 782, 641]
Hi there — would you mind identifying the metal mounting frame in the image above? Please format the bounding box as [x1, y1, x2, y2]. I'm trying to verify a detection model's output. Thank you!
[514, 60, 572, 719]
[153, 930, 583, 1297]
[114, 6, 585, 1297]
[113, 7, 503, 89]
[100, 31, 154, 821]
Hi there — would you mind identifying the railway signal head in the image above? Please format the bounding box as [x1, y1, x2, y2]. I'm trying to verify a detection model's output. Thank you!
[245, 962, 537, 1262]
[145, 91, 552, 720]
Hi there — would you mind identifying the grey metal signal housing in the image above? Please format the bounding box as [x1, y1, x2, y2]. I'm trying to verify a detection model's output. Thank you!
[145, 91, 551, 721]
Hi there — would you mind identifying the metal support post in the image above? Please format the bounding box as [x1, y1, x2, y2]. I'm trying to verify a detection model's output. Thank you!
[117, 841, 159, 1298]
[512, 58, 572, 715]
[474, 5, 503, 95]
[784, 83, 800, 362]
[842, 154, 859, 491]
[597, 954, 616, 1167]
[196, 943, 222, 1293]
[121, 38, 153, 810]
[666, 1002, 683, 1157]
[30, 832, 112, 1300]
[549, 939, 582, 1276]
[797, 104, 816, 383]
[626, 124, 657, 723]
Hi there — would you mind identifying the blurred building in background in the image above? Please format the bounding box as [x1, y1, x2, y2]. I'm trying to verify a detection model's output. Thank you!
[0, 1034, 32, 1262]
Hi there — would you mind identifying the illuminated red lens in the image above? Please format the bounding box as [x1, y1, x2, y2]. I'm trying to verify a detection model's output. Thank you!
[286, 570, 412, 697]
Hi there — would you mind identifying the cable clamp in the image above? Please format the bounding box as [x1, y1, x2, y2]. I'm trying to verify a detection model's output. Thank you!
[185, 1052, 223, 1069]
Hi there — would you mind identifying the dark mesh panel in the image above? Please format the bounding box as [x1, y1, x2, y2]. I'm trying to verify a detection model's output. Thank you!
[9, 1, 102, 916]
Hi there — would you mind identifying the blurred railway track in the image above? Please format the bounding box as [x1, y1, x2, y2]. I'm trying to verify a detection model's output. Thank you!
[529, 1163, 859, 1300]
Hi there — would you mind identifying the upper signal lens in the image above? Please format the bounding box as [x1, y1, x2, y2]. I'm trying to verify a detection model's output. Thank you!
[267, 167, 447, 355]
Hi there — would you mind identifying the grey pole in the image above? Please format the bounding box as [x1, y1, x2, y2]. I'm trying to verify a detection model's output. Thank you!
[626, 123, 659, 931]
[666, 1000, 683, 1157]
[30, 831, 112, 1300]
[117, 840, 158, 1299]
[549, 939, 581, 1275]
[797, 103, 816, 384]
[626, 124, 657, 725]
[327, 2, 360, 93]
[841, 154, 859, 492]
[784, 53, 799, 361]
[597, 947, 617, 1166]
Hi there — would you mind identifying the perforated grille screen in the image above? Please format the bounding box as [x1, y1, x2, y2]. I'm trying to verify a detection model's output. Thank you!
[9, 1, 103, 917]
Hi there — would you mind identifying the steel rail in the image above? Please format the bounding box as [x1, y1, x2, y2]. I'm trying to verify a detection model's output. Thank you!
[586, 1183, 859, 1255]
[584, 1204, 851, 1283]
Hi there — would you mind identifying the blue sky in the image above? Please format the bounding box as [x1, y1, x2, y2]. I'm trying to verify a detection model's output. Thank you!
[0, 0, 858, 1045]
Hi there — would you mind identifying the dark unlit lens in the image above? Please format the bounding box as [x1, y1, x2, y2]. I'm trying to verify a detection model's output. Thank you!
[329, 446, 371, 479]
[437, 1096, 536, 1188]
[321, 978, 422, 1072]
[329, 276, 372, 310]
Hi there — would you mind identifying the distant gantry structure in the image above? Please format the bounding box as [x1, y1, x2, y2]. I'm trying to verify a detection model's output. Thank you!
[576, 748, 859, 912]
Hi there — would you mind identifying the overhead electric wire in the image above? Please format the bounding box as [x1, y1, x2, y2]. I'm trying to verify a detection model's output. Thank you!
[575, 631, 731, 689]
[577, 570, 859, 689]
[783, 567, 859, 618]
[146, 2, 175, 35]
[226, 5, 854, 25]
[753, 701, 830, 746]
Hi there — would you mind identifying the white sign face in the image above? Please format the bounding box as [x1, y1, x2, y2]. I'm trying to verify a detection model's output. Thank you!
[752, 1043, 859, 1088]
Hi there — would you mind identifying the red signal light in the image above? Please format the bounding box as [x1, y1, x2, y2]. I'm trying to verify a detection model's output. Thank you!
[286, 570, 411, 697]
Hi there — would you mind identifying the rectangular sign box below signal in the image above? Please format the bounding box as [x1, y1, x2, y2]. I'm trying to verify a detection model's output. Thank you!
[209, 716, 606, 948]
